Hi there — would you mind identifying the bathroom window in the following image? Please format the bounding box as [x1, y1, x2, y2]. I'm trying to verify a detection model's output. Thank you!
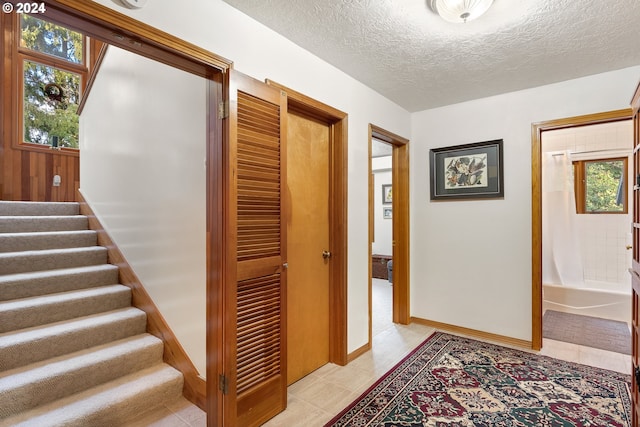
[573, 157, 627, 214]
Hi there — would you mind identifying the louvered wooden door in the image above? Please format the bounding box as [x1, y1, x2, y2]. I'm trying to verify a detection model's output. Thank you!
[224, 71, 288, 427]
[631, 80, 640, 427]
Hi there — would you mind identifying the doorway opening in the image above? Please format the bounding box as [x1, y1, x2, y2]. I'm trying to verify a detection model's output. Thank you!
[368, 125, 410, 347]
[3, 2, 231, 425]
[531, 109, 633, 351]
[371, 138, 394, 337]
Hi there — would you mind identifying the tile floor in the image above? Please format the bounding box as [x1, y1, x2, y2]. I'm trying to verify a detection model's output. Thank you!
[128, 397, 207, 427]
[131, 278, 632, 426]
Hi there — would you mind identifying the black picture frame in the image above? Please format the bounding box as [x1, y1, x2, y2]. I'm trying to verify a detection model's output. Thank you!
[429, 139, 504, 200]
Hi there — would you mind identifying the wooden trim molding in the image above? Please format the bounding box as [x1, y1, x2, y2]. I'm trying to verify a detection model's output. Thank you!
[40, 0, 233, 77]
[411, 317, 532, 350]
[530, 108, 632, 350]
[265, 79, 350, 367]
[392, 143, 410, 324]
[77, 43, 109, 116]
[632, 264, 640, 296]
[347, 342, 371, 363]
[632, 80, 640, 115]
[205, 73, 226, 427]
[77, 190, 207, 410]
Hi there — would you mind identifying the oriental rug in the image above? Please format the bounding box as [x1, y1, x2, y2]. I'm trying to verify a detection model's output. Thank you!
[543, 310, 631, 355]
[326, 332, 631, 427]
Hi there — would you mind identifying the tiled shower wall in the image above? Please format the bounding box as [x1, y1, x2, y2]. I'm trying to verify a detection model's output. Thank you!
[542, 120, 633, 292]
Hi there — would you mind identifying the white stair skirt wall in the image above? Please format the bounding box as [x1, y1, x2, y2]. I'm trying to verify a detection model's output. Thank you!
[0, 201, 183, 427]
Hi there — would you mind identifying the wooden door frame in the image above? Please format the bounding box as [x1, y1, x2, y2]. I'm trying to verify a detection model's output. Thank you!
[39, 1, 232, 76]
[25, 2, 233, 425]
[530, 108, 632, 350]
[369, 125, 410, 344]
[265, 80, 349, 366]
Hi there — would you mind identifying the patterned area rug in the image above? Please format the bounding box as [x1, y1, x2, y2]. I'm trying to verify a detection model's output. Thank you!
[543, 310, 631, 355]
[326, 332, 631, 426]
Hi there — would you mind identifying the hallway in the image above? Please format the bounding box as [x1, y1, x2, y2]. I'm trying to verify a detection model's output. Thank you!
[131, 286, 631, 426]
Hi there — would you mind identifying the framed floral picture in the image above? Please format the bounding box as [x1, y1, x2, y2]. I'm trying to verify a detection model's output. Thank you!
[382, 184, 392, 204]
[429, 139, 504, 200]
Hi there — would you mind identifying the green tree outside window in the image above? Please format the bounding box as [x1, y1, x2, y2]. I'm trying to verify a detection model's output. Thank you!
[585, 160, 625, 213]
[23, 61, 81, 148]
[19, 15, 84, 149]
[20, 15, 83, 63]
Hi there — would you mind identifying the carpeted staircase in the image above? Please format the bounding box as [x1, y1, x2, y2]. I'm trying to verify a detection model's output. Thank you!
[0, 201, 184, 426]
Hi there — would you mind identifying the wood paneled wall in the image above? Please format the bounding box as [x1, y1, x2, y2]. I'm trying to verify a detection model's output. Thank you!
[0, 12, 79, 202]
[1, 146, 79, 202]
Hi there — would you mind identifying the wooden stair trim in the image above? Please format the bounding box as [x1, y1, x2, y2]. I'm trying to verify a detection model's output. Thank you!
[77, 43, 109, 116]
[77, 190, 206, 411]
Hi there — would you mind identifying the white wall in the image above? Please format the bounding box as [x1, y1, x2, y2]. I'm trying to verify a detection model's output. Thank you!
[543, 120, 633, 292]
[80, 46, 207, 374]
[372, 156, 393, 256]
[86, 0, 411, 353]
[411, 66, 640, 341]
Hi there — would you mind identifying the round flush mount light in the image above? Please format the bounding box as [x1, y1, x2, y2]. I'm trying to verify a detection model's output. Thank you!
[119, 0, 148, 9]
[429, 0, 494, 23]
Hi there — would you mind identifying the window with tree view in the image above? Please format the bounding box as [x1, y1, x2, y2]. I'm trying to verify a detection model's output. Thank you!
[19, 15, 85, 149]
[574, 158, 627, 214]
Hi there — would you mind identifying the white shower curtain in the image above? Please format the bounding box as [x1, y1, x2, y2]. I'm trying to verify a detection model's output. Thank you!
[542, 151, 584, 287]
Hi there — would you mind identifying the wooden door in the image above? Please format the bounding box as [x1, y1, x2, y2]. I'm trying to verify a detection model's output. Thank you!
[286, 110, 330, 385]
[223, 70, 288, 427]
[631, 79, 640, 427]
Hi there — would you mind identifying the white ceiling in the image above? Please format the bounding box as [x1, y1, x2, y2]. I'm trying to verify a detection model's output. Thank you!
[221, 0, 640, 112]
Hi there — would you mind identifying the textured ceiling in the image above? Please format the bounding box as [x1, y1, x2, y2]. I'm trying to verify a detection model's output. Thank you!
[221, 0, 640, 112]
[372, 139, 393, 158]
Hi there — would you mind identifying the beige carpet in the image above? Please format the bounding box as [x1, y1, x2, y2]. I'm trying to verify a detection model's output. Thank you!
[0, 201, 183, 426]
[543, 310, 631, 354]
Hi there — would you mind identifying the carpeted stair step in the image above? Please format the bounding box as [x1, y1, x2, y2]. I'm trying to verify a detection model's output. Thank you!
[0, 307, 147, 371]
[0, 363, 183, 427]
[0, 201, 79, 217]
[0, 264, 119, 301]
[0, 285, 132, 333]
[0, 230, 97, 253]
[0, 201, 185, 426]
[0, 215, 88, 233]
[0, 246, 107, 275]
[0, 334, 164, 419]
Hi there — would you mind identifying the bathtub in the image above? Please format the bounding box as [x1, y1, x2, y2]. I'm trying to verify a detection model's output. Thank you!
[543, 281, 631, 324]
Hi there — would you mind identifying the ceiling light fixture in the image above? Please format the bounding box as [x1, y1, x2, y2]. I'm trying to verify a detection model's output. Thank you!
[429, 0, 494, 23]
